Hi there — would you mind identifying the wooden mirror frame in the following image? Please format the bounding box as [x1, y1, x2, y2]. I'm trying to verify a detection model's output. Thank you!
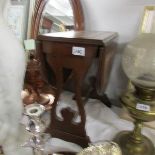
[30, 0, 84, 39]
[23, 0, 85, 106]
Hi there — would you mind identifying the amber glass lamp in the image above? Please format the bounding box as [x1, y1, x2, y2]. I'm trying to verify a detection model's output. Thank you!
[114, 33, 155, 155]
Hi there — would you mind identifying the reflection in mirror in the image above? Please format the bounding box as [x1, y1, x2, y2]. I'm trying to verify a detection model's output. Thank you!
[39, 0, 74, 34]
[30, 0, 84, 39]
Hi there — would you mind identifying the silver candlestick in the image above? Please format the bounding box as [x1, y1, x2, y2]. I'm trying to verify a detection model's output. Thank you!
[22, 103, 50, 155]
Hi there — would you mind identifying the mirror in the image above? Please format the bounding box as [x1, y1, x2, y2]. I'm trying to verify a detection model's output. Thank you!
[39, 0, 74, 34]
[23, 0, 84, 106]
[30, 0, 84, 39]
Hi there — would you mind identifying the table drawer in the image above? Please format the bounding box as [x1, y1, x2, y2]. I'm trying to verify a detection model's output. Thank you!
[42, 41, 98, 58]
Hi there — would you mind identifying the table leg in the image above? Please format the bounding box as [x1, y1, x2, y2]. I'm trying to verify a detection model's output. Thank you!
[46, 66, 90, 148]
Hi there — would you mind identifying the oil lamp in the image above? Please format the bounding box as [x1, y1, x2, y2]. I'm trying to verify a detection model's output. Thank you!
[114, 33, 155, 155]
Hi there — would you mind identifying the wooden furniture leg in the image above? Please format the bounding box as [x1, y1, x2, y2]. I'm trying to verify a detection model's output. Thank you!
[87, 77, 112, 107]
[45, 58, 90, 148]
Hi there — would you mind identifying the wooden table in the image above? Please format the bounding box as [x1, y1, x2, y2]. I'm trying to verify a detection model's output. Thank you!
[36, 31, 118, 148]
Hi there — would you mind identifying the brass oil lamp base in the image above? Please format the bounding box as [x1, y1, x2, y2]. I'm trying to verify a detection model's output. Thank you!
[114, 84, 155, 155]
[114, 127, 154, 155]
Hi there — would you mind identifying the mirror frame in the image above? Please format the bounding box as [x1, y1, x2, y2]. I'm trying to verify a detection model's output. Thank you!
[140, 6, 155, 33]
[30, 0, 84, 39]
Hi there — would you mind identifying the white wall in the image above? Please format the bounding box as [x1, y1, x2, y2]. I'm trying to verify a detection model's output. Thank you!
[81, 0, 155, 104]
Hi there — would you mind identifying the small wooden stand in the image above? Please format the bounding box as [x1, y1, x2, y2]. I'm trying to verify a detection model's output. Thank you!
[37, 31, 118, 148]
